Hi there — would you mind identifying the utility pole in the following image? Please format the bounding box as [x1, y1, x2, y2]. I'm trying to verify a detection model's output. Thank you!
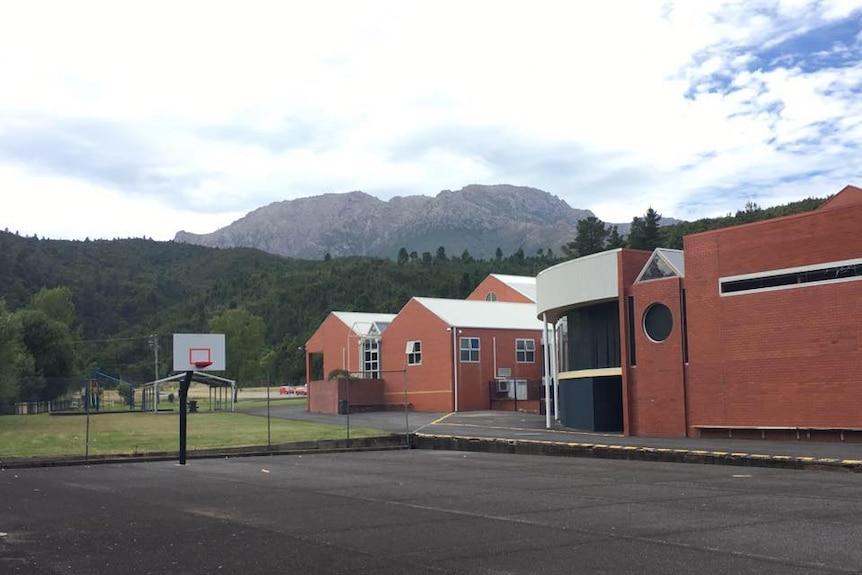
[148, 334, 159, 409]
[148, 334, 160, 380]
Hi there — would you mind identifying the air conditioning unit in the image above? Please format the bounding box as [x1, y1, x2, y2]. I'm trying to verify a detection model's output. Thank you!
[496, 380, 511, 393]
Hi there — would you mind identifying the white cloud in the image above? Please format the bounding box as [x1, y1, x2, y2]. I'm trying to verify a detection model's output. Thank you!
[1, 0, 860, 239]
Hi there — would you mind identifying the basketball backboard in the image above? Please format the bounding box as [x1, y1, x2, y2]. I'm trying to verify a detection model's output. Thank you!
[173, 333, 226, 372]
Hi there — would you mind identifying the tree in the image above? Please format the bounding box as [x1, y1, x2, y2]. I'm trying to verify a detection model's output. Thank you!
[563, 216, 609, 258]
[495, 247, 503, 260]
[16, 309, 77, 400]
[29, 287, 76, 328]
[435, 246, 448, 261]
[208, 308, 267, 390]
[397, 247, 409, 264]
[735, 201, 763, 224]
[0, 300, 34, 409]
[628, 207, 662, 251]
[606, 225, 624, 249]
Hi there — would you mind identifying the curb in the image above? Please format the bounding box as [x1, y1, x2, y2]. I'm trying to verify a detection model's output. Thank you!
[411, 434, 862, 473]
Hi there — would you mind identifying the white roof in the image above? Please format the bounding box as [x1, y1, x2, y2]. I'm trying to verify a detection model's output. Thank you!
[490, 274, 537, 302]
[332, 311, 397, 336]
[414, 297, 543, 330]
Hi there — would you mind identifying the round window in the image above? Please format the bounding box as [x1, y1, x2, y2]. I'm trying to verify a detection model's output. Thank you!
[643, 303, 673, 342]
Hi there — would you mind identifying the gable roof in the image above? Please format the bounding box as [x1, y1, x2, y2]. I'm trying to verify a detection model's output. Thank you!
[489, 274, 537, 302]
[413, 297, 543, 330]
[332, 311, 397, 337]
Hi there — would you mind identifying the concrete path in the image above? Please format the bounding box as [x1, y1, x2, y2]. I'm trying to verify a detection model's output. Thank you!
[248, 406, 862, 471]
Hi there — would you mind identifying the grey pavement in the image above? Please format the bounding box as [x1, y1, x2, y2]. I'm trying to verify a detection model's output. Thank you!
[246, 405, 862, 468]
[3, 450, 862, 574]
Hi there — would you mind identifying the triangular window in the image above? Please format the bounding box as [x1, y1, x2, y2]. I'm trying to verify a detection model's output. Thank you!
[636, 249, 684, 283]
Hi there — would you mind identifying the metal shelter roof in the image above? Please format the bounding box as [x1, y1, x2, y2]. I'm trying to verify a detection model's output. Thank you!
[139, 371, 236, 389]
[413, 297, 543, 330]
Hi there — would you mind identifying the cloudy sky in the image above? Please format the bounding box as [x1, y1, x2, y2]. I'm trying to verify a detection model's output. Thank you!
[1, 1, 860, 241]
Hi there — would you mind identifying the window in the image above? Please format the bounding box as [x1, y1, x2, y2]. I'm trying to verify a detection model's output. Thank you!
[460, 337, 480, 362]
[515, 339, 535, 363]
[626, 296, 637, 366]
[485, 292, 498, 301]
[643, 303, 673, 342]
[406, 340, 422, 365]
[720, 259, 862, 296]
[362, 338, 379, 378]
[680, 289, 689, 363]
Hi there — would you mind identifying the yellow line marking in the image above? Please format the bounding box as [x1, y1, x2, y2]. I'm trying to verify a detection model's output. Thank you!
[428, 412, 456, 425]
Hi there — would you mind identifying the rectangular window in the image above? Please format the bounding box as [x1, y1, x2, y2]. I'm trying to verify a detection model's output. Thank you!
[406, 340, 422, 365]
[362, 338, 379, 378]
[680, 289, 689, 364]
[720, 259, 862, 296]
[626, 296, 637, 366]
[515, 339, 535, 363]
[459, 337, 480, 362]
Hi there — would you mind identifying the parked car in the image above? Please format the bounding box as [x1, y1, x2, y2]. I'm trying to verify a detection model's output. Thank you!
[278, 385, 308, 396]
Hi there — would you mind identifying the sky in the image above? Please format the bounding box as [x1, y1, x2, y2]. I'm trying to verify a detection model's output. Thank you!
[1, 0, 860, 241]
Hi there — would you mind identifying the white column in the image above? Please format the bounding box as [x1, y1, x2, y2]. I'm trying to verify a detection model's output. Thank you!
[542, 314, 552, 429]
[551, 322, 560, 421]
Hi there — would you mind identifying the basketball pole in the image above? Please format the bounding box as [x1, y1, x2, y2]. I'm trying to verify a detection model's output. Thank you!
[179, 360, 211, 465]
[178, 370, 193, 465]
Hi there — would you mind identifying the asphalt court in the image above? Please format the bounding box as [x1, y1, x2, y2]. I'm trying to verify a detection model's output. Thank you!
[4, 450, 862, 574]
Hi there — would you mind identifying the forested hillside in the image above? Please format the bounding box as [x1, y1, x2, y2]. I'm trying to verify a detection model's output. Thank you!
[0, 233, 554, 396]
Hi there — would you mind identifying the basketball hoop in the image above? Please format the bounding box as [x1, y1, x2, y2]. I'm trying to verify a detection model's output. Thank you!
[194, 361, 213, 369]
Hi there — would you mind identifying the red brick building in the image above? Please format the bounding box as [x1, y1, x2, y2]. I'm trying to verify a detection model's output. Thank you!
[537, 185, 862, 440]
[466, 274, 536, 303]
[305, 277, 544, 414]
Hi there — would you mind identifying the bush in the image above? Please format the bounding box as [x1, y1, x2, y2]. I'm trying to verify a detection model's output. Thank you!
[327, 368, 355, 381]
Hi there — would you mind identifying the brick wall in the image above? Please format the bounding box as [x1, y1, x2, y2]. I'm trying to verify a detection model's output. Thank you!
[619, 248, 653, 436]
[628, 277, 688, 437]
[683, 199, 862, 431]
[466, 276, 534, 303]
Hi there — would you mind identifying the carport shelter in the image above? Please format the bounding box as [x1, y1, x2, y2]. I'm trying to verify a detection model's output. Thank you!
[138, 372, 236, 412]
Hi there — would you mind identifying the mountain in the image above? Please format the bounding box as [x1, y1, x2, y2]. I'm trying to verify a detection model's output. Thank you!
[174, 184, 595, 259]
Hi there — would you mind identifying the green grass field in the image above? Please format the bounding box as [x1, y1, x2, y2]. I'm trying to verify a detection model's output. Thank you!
[0, 411, 386, 459]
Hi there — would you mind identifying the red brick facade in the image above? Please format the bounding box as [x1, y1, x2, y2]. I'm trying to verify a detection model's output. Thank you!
[681, 186, 862, 435]
[540, 185, 862, 440]
[466, 275, 535, 303]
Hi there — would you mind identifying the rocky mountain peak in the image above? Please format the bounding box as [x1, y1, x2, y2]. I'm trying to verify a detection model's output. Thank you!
[174, 184, 596, 259]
